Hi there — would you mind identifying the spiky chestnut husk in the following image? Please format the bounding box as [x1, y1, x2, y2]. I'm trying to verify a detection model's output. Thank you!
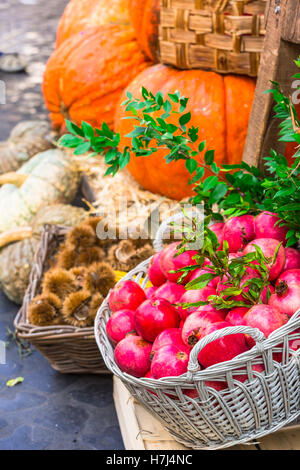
[65, 224, 97, 250]
[28, 293, 63, 326]
[107, 240, 154, 271]
[75, 246, 105, 266]
[56, 243, 77, 270]
[42, 268, 77, 300]
[82, 216, 102, 234]
[83, 262, 116, 296]
[62, 290, 93, 327]
[69, 267, 88, 288]
[89, 292, 104, 322]
[86, 219, 120, 251]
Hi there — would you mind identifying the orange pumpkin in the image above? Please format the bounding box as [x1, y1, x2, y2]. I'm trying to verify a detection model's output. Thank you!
[56, 0, 130, 47]
[128, 0, 160, 63]
[115, 64, 256, 200]
[43, 25, 150, 132]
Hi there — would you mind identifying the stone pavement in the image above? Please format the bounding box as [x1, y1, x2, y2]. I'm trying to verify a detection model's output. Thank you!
[0, 0, 124, 450]
[0, 0, 67, 140]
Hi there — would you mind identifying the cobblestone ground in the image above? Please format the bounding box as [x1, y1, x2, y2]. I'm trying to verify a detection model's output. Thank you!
[0, 0, 124, 450]
[0, 0, 67, 140]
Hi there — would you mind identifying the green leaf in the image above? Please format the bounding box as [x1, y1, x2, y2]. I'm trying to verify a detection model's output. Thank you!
[82, 121, 94, 139]
[73, 141, 91, 155]
[198, 141, 206, 152]
[203, 175, 218, 192]
[65, 120, 84, 137]
[185, 159, 198, 174]
[155, 91, 164, 106]
[179, 112, 191, 127]
[204, 150, 214, 165]
[57, 134, 83, 148]
[6, 377, 24, 387]
[168, 91, 180, 103]
[209, 183, 228, 204]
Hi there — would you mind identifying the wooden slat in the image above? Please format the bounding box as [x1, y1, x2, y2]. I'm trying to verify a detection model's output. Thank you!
[113, 377, 258, 450]
[243, 0, 300, 167]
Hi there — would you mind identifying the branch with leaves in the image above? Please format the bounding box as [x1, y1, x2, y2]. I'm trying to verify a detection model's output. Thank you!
[58, 56, 300, 246]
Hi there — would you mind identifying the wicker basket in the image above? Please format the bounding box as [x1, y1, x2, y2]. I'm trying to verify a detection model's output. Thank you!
[94, 214, 300, 449]
[159, 0, 267, 76]
[14, 224, 124, 375]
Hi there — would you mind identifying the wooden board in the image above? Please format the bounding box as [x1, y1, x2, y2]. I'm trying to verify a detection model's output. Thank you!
[114, 377, 300, 451]
[243, 0, 300, 168]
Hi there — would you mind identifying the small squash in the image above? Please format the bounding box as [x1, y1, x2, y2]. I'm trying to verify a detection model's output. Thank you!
[0, 204, 87, 304]
[0, 149, 80, 233]
[0, 121, 53, 174]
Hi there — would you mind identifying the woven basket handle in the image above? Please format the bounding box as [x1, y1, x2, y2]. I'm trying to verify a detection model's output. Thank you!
[187, 325, 266, 376]
[153, 211, 203, 253]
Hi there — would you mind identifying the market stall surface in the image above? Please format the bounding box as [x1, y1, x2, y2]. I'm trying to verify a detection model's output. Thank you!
[0, 0, 124, 450]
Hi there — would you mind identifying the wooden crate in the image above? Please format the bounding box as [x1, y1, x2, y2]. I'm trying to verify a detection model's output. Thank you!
[113, 377, 300, 451]
[243, 0, 300, 167]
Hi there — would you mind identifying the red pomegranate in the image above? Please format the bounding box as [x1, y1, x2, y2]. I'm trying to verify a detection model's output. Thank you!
[145, 286, 158, 299]
[106, 309, 136, 344]
[151, 343, 190, 379]
[114, 335, 152, 377]
[152, 281, 186, 304]
[254, 211, 288, 245]
[243, 304, 288, 338]
[269, 269, 300, 317]
[151, 328, 185, 358]
[197, 321, 249, 368]
[159, 242, 198, 283]
[147, 252, 166, 286]
[243, 238, 286, 281]
[109, 280, 146, 312]
[178, 287, 216, 321]
[181, 307, 225, 347]
[134, 298, 180, 342]
[222, 215, 255, 252]
[284, 247, 300, 271]
[225, 307, 248, 326]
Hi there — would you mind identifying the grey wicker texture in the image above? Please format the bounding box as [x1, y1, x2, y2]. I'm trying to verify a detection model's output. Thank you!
[159, 0, 267, 76]
[14, 224, 110, 375]
[94, 213, 300, 449]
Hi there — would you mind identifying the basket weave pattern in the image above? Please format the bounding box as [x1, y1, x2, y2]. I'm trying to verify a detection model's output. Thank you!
[95, 259, 300, 449]
[159, 0, 267, 76]
[14, 224, 109, 374]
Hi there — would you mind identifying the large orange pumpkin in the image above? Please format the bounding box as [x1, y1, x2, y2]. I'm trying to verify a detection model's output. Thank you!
[56, 0, 130, 47]
[43, 25, 150, 132]
[128, 0, 160, 63]
[115, 64, 256, 200]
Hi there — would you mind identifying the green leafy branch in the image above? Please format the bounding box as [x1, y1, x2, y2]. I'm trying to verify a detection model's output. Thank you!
[58, 56, 300, 246]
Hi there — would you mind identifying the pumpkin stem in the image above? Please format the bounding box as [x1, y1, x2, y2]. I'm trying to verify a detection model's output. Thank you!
[0, 226, 33, 249]
[0, 172, 28, 187]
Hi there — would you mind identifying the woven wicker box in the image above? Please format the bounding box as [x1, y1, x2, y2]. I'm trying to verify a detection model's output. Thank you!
[14, 224, 111, 374]
[159, 0, 267, 76]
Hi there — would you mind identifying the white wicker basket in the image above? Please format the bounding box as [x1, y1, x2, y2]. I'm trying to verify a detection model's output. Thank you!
[94, 215, 300, 450]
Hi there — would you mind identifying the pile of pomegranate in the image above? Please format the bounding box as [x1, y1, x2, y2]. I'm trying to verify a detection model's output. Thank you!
[106, 211, 300, 388]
